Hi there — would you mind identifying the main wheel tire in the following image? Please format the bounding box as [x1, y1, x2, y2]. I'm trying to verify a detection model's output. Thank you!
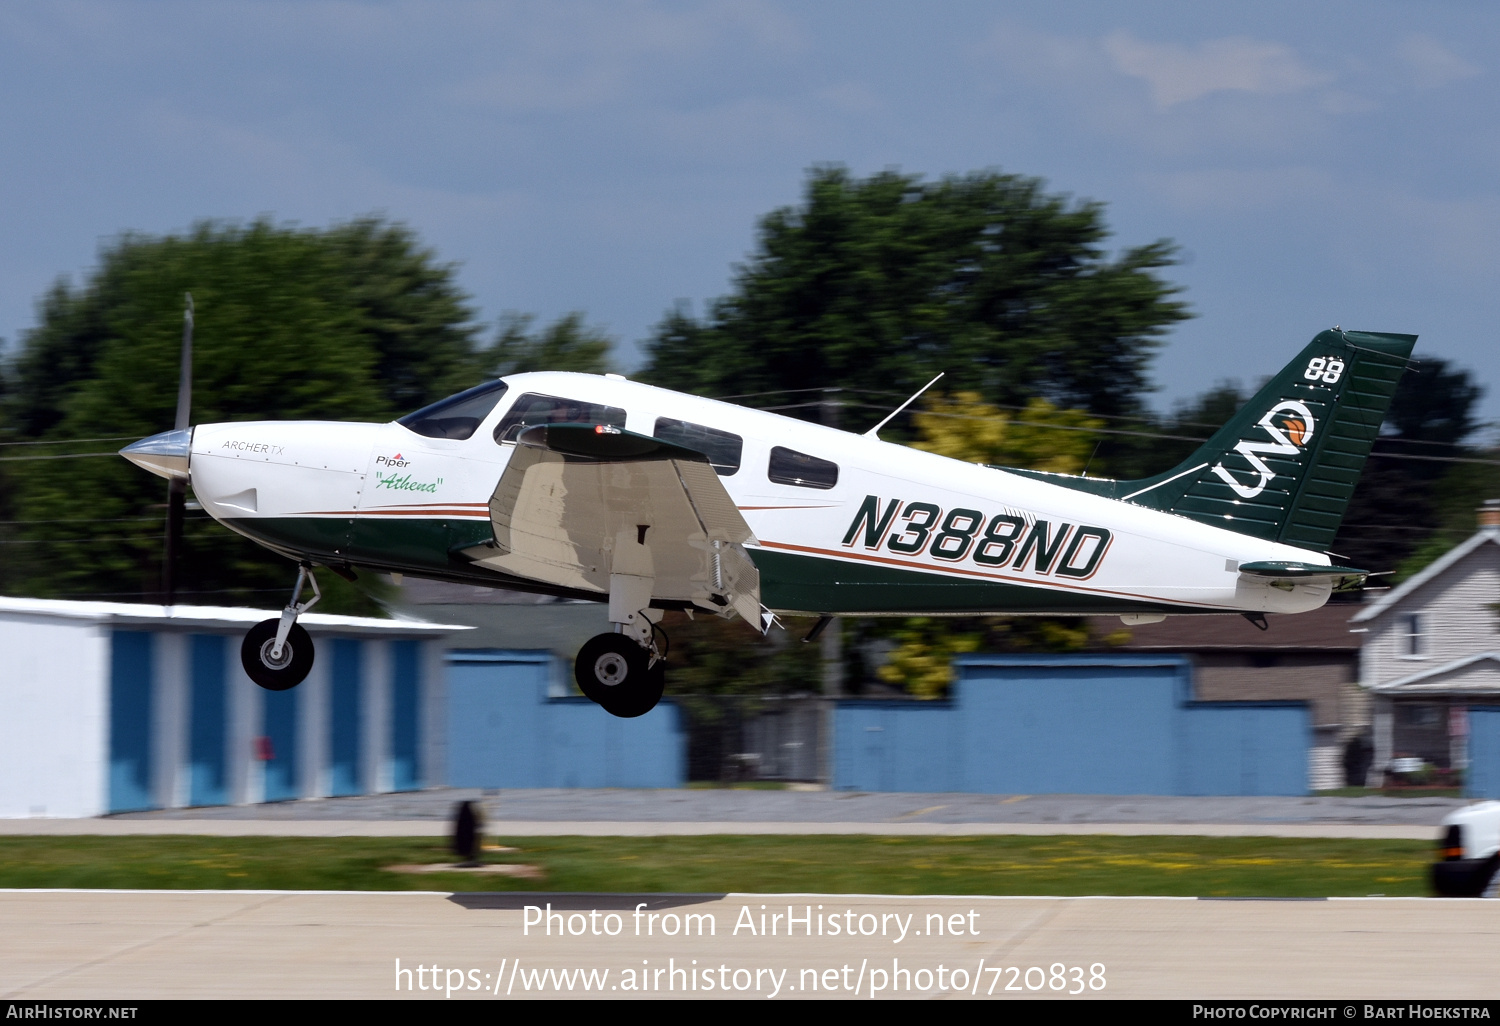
[241, 619, 315, 691]
[574, 634, 664, 718]
[609, 659, 666, 719]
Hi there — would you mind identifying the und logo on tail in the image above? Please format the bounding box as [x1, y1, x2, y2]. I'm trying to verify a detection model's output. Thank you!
[1210, 400, 1317, 499]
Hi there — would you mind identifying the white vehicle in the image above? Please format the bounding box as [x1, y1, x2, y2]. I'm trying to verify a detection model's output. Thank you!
[1434, 801, 1500, 897]
[121, 328, 1414, 718]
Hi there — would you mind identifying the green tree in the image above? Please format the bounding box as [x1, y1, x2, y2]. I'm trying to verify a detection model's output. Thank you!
[641, 165, 1190, 421]
[1392, 453, 1500, 580]
[1332, 356, 1486, 575]
[911, 393, 1103, 472]
[488, 311, 613, 376]
[0, 218, 484, 608]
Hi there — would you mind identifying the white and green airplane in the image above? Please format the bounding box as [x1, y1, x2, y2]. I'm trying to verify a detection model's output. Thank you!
[121, 328, 1414, 717]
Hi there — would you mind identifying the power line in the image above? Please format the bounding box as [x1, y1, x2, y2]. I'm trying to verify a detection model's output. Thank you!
[727, 388, 1491, 450]
[0, 515, 212, 526]
[0, 435, 139, 448]
[0, 451, 117, 462]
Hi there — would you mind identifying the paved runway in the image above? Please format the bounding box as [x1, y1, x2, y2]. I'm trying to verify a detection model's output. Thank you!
[2, 890, 1495, 1000]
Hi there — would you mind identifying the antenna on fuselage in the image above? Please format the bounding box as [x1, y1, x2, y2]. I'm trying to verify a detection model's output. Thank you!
[862, 372, 944, 440]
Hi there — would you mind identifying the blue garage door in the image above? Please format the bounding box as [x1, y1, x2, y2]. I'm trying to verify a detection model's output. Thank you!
[109, 631, 154, 813]
[390, 640, 421, 791]
[448, 654, 551, 788]
[188, 634, 228, 807]
[1469, 707, 1500, 799]
[329, 639, 362, 796]
[263, 686, 299, 802]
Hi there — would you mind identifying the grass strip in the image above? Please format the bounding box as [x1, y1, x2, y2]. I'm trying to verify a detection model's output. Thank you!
[0, 835, 1435, 897]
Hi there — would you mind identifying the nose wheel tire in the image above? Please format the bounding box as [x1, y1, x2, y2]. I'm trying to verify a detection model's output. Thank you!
[574, 633, 665, 718]
[241, 618, 315, 691]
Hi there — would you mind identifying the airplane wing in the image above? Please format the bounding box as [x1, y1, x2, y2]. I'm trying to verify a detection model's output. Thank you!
[461, 423, 764, 626]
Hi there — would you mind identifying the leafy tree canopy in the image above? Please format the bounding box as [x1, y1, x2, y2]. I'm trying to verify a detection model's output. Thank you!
[641, 165, 1191, 420]
[911, 393, 1103, 473]
[0, 217, 485, 607]
[1333, 354, 1487, 576]
[489, 312, 613, 376]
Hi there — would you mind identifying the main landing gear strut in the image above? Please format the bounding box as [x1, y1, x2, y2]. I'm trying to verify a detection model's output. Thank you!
[241, 562, 319, 691]
[575, 570, 667, 718]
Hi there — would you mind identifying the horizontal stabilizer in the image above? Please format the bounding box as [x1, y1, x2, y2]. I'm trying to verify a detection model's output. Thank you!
[1237, 560, 1369, 592]
[1237, 560, 1367, 578]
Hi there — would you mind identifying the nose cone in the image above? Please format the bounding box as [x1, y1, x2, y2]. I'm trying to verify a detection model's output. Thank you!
[120, 428, 192, 481]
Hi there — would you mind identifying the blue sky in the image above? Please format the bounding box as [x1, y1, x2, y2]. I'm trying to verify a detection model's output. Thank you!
[2, 1, 1496, 429]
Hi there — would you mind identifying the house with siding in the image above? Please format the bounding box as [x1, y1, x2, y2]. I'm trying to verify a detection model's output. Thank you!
[1350, 501, 1500, 785]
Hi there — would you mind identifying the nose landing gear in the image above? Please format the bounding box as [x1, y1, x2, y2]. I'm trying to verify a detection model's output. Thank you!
[241, 562, 320, 691]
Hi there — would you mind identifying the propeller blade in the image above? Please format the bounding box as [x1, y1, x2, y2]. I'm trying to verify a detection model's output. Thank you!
[165, 293, 193, 605]
[175, 293, 193, 431]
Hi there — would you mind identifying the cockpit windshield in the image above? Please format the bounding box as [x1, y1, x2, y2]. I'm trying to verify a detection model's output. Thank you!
[397, 380, 510, 439]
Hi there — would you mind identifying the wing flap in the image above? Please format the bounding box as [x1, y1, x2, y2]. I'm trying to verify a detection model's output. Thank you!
[465, 424, 762, 620]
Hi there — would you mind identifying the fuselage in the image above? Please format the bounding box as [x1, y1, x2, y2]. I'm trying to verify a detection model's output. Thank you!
[180, 372, 1335, 617]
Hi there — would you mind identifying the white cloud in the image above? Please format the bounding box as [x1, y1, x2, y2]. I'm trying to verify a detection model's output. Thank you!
[977, 24, 1347, 156]
[1103, 31, 1332, 108]
[1396, 34, 1481, 90]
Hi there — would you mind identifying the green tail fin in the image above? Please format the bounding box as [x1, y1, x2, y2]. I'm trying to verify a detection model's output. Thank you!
[1120, 328, 1415, 550]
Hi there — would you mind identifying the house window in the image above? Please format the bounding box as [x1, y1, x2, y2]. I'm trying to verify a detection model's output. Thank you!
[1402, 613, 1425, 657]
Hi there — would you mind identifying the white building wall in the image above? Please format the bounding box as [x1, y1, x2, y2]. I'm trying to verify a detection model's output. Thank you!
[0, 599, 465, 814]
[0, 615, 109, 817]
[1365, 544, 1500, 687]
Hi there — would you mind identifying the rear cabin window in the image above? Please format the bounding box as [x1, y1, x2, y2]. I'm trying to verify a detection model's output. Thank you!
[653, 417, 743, 476]
[768, 446, 838, 489]
[493, 393, 627, 443]
[398, 380, 509, 440]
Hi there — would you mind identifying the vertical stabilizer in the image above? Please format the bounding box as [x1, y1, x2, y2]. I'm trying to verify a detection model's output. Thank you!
[1120, 329, 1415, 551]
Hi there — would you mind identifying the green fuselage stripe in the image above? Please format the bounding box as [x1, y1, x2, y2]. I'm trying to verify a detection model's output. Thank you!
[233, 515, 1178, 616]
[750, 548, 1168, 615]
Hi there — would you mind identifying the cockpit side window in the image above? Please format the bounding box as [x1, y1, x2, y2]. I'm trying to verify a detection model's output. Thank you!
[768, 446, 839, 489]
[493, 393, 628, 443]
[653, 417, 743, 476]
[397, 380, 510, 440]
